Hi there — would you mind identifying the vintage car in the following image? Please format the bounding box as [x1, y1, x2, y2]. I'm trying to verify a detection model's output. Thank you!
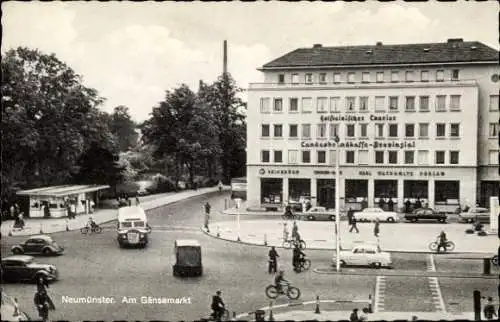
[353, 208, 399, 223]
[404, 208, 448, 223]
[302, 206, 338, 221]
[173, 239, 202, 277]
[336, 243, 392, 268]
[1, 255, 58, 283]
[458, 207, 490, 223]
[11, 235, 64, 256]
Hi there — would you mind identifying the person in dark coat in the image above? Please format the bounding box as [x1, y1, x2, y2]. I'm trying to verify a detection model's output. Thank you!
[378, 197, 385, 210]
[350, 308, 359, 322]
[268, 246, 279, 274]
[387, 198, 394, 212]
[34, 289, 55, 322]
[211, 290, 225, 321]
[374, 218, 380, 238]
[405, 199, 412, 213]
[349, 213, 359, 233]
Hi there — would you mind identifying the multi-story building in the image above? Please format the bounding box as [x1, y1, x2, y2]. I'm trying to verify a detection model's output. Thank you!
[247, 39, 499, 211]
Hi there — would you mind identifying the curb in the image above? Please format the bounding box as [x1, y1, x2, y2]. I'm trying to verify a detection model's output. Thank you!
[312, 267, 498, 279]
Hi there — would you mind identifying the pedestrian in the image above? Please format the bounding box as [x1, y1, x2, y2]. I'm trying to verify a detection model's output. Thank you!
[18, 213, 25, 230]
[378, 197, 385, 211]
[483, 297, 497, 320]
[405, 199, 412, 213]
[135, 196, 140, 206]
[268, 246, 279, 274]
[34, 289, 55, 322]
[89, 199, 95, 213]
[204, 202, 211, 232]
[349, 308, 359, 322]
[349, 215, 359, 233]
[359, 308, 369, 321]
[387, 198, 394, 212]
[374, 218, 380, 238]
[283, 222, 289, 242]
[218, 180, 223, 193]
[292, 221, 299, 241]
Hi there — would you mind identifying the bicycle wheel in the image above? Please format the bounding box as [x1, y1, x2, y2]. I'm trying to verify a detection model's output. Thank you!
[94, 226, 102, 233]
[302, 259, 311, 271]
[445, 241, 455, 252]
[428, 241, 438, 251]
[287, 286, 301, 300]
[298, 240, 306, 249]
[265, 285, 279, 299]
[80, 227, 89, 235]
[222, 309, 230, 321]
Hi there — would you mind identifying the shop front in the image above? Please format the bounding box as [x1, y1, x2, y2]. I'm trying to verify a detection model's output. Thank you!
[260, 178, 283, 210]
[345, 180, 368, 210]
[374, 180, 397, 211]
[403, 180, 428, 212]
[317, 179, 335, 209]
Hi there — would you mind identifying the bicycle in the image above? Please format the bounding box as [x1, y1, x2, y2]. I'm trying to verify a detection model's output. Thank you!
[428, 240, 455, 252]
[80, 224, 102, 235]
[282, 238, 306, 250]
[208, 308, 230, 321]
[282, 213, 297, 220]
[294, 257, 311, 272]
[265, 282, 301, 300]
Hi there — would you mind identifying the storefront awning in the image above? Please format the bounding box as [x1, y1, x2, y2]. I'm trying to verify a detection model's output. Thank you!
[16, 185, 110, 198]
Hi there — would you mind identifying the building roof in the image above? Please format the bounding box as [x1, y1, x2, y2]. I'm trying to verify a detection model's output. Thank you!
[16, 184, 110, 197]
[261, 39, 499, 69]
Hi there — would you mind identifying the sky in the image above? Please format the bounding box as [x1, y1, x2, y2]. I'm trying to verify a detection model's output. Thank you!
[2, 1, 498, 122]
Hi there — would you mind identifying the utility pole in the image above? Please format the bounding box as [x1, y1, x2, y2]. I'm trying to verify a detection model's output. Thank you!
[223, 40, 228, 76]
[334, 135, 341, 272]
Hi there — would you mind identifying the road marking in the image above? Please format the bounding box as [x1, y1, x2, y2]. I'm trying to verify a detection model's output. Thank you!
[428, 277, 446, 313]
[374, 275, 386, 312]
[427, 254, 436, 272]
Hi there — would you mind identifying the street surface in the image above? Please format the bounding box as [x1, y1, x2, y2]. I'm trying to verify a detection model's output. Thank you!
[1, 191, 497, 320]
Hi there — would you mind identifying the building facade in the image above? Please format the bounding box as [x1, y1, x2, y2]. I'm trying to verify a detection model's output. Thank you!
[246, 39, 499, 211]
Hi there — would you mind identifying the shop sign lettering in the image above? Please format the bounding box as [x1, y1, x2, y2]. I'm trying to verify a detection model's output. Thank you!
[301, 140, 416, 149]
[261, 169, 300, 175]
[319, 114, 397, 122]
[313, 170, 343, 175]
[358, 170, 446, 177]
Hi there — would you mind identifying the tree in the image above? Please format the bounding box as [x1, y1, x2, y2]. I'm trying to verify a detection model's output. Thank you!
[109, 105, 138, 152]
[1, 47, 114, 197]
[73, 143, 124, 187]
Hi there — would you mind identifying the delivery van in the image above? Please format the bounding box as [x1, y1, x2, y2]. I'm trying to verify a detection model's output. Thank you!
[173, 239, 202, 277]
[117, 206, 151, 248]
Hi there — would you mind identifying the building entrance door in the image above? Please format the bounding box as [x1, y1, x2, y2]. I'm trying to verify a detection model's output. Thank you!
[317, 179, 335, 209]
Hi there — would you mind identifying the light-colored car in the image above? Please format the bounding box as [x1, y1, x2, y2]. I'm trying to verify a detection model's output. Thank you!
[337, 243, 392, 268]
[458, 207, 490, 223]
[353, 208, 399, 223]
[303, 206, 338, 221]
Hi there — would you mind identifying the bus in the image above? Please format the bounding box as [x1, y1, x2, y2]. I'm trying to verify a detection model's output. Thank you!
[230, 177, 247, 200]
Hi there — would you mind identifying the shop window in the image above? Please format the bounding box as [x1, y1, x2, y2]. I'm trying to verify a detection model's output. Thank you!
[260, 98, 270, 113]
[375, 124, 384, 138]
[421, 70, 429, 82]
[436, 70, 444, 82]
[362, 72, 370, 83]
[404, 151, 415, 164]
[404, 180, 428, 200]
[436, 95, 446, 111]
[347, 72, 355, 83]
[405, 124, 415, 137]
[358, 150, 369, 165]
[302, 97, 313, 113]
[450, 95, 461, 110]
[405, 71, 414, 82]
[434, 180, 459, 203]
[305, 73, 313, 84]
[419, 123, 429, 138]
[278, 74, 285, 84]
[489, 150, 499, 165]
[346, 97, 356, 112]
[289, 98, 298, 112]
[261, 124, 270, 137]
[391, 71, 399, 82]
[359, 97, 368, 111]
[374, 180, 398, 202]
[345, 179, 369, 201]
[289, 179, 311, 203]
[288, 150, 298, 164]
[376, 72, 384, 83]
[302, 150, 311, 163]
[405, 96, 415, 111]
[333, 73, 341, 83]
[261, 150, 270, 163]
[375, 96, 385, 112]
[319, 73, 327, 83]
[273, 98, 283, 112]
[345, 151, 355, 164]
[375, 151, 384, 164]
[317, 97, 328, 113]
[360, 124, 368, 138]
[273, 124, 283, 138]
[330, 97, 340, 112]
[449, 151, 459, 164]
[388, 151, 398, 164]
[450, 123, 460, 137]
[289, 124, 298, 138]
[436, 123, 446, 138]
[389, 96, 398, 111]
[346, 124, 355, 137]
[435, 151, 445, 164]
[274, 150, 283, 163]
[451, 69, 460, 81]
[302, 124, 311, 139]
[419, 96, 429, 111]
[489, 123, 499, 137]
[489, 95, 499, 111]
[291, 74, 299, 84]
[329, 150, 338, 165]
[317, 124, 327, 139]
[261, 178, 283, 205]
[330, 124, 339, 138]
[317, 151, 326, 164]
[418, 150, 429, 165]
[388, 124, 398, 137]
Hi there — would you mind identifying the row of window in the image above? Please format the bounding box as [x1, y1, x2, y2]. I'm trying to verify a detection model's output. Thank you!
[278, 69, 460, 85]
[261, 123, 464, 139]
[260, 150, 463, 165]
[260, 95, 500, 114]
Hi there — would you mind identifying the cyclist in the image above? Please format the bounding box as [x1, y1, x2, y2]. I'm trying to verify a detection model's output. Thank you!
[211, 290, 225, 321]
[87, 216, 97, 230]
[292, 245, 306, 272]
[437, 230, 448, 253]
[274, 270, 289, 294]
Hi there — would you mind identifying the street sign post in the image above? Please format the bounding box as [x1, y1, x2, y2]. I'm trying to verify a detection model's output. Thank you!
[334, 135, 341, 272]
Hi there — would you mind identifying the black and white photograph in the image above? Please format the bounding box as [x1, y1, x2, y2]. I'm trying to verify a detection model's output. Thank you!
[1, 1, 499, 321]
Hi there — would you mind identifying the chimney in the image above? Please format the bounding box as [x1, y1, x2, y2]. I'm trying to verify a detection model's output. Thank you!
[376, 42, 383, 46]
[447, 38, 463, 43]
[313, 44, 322, 48]
[223, 40, 227, 76]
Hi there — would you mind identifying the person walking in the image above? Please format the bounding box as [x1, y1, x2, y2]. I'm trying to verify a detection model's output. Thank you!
[483, 297, 497, 320]
[373, 218, 380, 238]
[378, 197, 385, 211]
[218, 180, 223, 193]
[268, 246, 279, 274]
[135, 196, 140, 206]
[34, 288, 55, 322]
[204, 202, 211, 232]
[348, 209, 359, 233]
[292, 221, 299, 241]
[349, 308, 360, 322]
[387, 198, 394, 212]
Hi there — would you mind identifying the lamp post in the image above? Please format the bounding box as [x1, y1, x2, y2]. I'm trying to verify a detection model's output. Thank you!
[334, 135, 341, 272]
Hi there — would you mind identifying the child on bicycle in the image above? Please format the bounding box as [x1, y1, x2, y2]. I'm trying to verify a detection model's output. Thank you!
[437, 230, 447, 253]
[274, 270, 289, 294]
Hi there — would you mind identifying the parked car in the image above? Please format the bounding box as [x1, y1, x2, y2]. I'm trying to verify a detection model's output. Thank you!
[11, 235, 64, 256]
[353, 208, 399, 223]
[1, 255, 58, 283]
[173, 239, 202, 277]
[405, 208, 447, 223]
[458, 207, 490, 223]
[336, 243, 392, 268]
[303, 206, 338, 221]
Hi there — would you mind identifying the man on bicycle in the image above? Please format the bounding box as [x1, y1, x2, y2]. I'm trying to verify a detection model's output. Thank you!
[292, 245, 306, 272]
[88, 216, 97, 230]
[437, 230, 448, 253]
[211, 290, 225, 321]
[274, 270, 288, 294]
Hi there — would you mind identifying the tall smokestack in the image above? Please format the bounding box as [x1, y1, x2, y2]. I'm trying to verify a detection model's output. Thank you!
[223, 40, 227, 76]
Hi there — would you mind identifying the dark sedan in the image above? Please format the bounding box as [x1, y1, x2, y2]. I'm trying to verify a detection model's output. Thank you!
[11, 235, 64, 256]
[404, 208, 447, 223]
[1, 255, 58, 283]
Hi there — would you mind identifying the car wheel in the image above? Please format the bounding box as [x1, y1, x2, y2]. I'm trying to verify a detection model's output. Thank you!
[411, 218, 418, 223]
[438, 218, 446, 223]
[307, 215, 315, 221]
[329, 215, 336, 221]
[371, 262, 382, 269]
[340, 260, 346, 267]
[387, 217, 395, 223]
[12, 248, 23, 255]
[42, 248, 52, 255]
[467, 218, 474, 223]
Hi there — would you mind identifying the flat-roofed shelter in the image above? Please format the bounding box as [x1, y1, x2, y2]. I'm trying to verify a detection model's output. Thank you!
[16, 185, 109, 218]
